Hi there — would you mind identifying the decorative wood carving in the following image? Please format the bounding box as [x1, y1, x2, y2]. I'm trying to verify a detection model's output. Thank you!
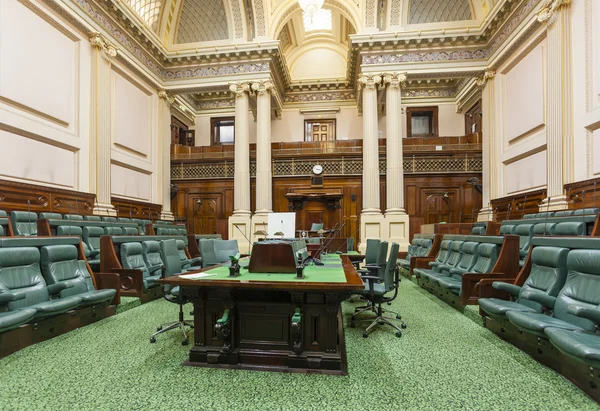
[490, 189, 547, 221]
[564, 177, 600, 210]
[111, 197, 162, 220]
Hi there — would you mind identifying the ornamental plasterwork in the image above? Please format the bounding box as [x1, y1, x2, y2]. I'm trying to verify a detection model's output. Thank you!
[362, 49, 489, 65]
[365, 0, 378, 28]
[195, 99, 236, 109]
[252, 0, 267, 37]
[158, 90, 175, 104]
[164, 63, 270, 79]
[475, 69, 495, 87]
[89, 32, 118, 59]
[536, 0, 571, 23]
[488, 0, 540, 53]
[230, 0, 245, 39]
[251, 80, 273, 95]
[283, 91, 356, 103]
[389, 0, 402, 26]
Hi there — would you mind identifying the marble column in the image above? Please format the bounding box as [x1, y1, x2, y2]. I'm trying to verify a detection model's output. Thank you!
[358, 74, 384, 253]
[89, 33, 117, 217]
[383, 73, 410, 251]
[158, 91, 175, 221]
[477, 70, 496, 221]
[228, 82, 252, 252]
[539, 0, 572, 210]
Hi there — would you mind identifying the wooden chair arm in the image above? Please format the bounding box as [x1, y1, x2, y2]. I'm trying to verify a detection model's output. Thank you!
[410, 256, 436, 276]
[94, 272, 121, 305]
[110, 268, 144, 293]
[461, 272, 508, 305]
[476, 277, 515, 300]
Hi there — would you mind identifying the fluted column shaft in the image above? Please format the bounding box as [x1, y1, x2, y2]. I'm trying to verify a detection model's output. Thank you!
[384, 73, 406, 214]
[89, 33, 117, 216]
[477, 70, 496, 221]
[359, 74, 382, 214]
[158, 91, 174, 220]
[230, 82, 251, 215]
[252, 80, 273, 214]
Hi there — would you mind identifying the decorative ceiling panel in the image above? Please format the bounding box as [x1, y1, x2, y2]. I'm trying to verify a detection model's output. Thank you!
[124, 0, 162, 32]
[175, 0, 229, 44]
[409, 0, 473, 24]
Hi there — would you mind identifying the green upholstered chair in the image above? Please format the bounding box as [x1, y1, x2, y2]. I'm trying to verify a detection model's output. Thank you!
[156, 227, 170, 235]
[10, 211, 38, 236]
[351, 242, 406, 338]
[507, 249, 600, 336]
[554, 222, 586, 236]
[573, 208, 600, 215]
[352, 238, 380, 270]
[437, 243, 499, 294]
[0, 307, 35, 333]
[131, 219, 144, 234]
[0, 225, 4, 237]
[122, 227, 139, 235]
[149, 239, 194, 345]
[533, 222, 557, 236]
[554, 210, 575, 217]
[535, 212, 554, 218]
[117, 218, 133, 223]
[347, 237, 355, 252]
[514, 224, 535, 265]
[63, 214, 83, 221]
[523, 213, 537, 219]
[471, 226, 486, 235]
[102, 217, 117, 222]
[0, 210, 6, 217]
[40, 245, 116, 306]
[177, 227, 187, 236]
[398, 238, 433, 270]
[413, 239, 452, 281]
[120, 242, 162, 292]
[436, 240, 465, 275]
[83, 227, 103, 260]
[430, 242, 479, 286]
[39, 212, 62, 220]
[499, 225, 515, 235]
[104, 226, 123, 235]
[214, 240, 239, 264]
[60, 226, 99, 270]
[198, 239, 220, 268]
[0, 247, 81, 319]
[83, 216, 101, 221]
[545, 327, 600, 369]
[479, 246, 569, 318]
[176, 239, 202, 270]
[142, 241, 163, 271]
[310, 223, 324, 231]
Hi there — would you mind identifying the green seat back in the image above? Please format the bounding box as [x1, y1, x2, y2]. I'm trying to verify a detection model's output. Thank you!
[40, 245, 94, 297]
[311, 223, 323, 231]
[120, 242, 149, 278]
[102, 217, 117, 222]
[434, 240, 452, 264]
[83, 226, 104, 253]
[64, 214, 83, 221]
[535, 212, 554, 218]
[104, 227, 123, 235]
[177, 227, 187, 236]
[347, 237, 355, 252]
[554, 222, 586, 236]
[214, 240, 239, 263]
[499, 225, 515, 235]
[373, 241, 389, 281]
[199, 239, 218, 267]
[523, 213, 537, 219]
[471, 243, 498, 273]
[439, 241, 463, 272]
[383, 243, 399, 290]
[123, 227, 138, 235]
[554, 210, 574, 217]
[40, 213, 62, 220]
[552, 250, 600, 332]
[142, 240, 163, 268]
[365, 239, 381, 265]
[450, 242, 479, 278]
[514, 224, 535, 252]
[471, 227, 486, 235]
[0, 225, 4, 236]
[56, 226, 83, 237]
[83, 216, 101, 221]
[160, 239, 181, 277]
[418, 239, 433, 256]
[175, 240, 190, 268]
[533, 223, 557, 236]
[573, 208, 600, 216]
[10, 211, 38, 236]
[117, 218, 133, 223]
[0, 247, 48, 310]
[131, 219, 144, 234]
[0, 210, 6, 217]
[156, 227, 170, 235]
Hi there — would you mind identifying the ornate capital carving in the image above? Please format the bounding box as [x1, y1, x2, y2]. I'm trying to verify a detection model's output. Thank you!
[88, 32, 117, 61]
[158, 90, 175, 105]
[251, 80, 273, 96]
[358, 74, 383, 90]
[383, 72, 407, 89]
[229, 82, 251, 97]
[476, 70, 496, 87]
[537, 0, 571, 23]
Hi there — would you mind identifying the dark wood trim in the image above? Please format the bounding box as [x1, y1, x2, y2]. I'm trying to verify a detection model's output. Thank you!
[491, 189, 547, 221]
[406, 106, 439, 138]
[210, 116, 235, 146]
[111, 197, 162, 220]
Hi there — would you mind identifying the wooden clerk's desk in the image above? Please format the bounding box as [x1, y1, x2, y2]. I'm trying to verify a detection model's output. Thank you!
[160, 252, 363, 375]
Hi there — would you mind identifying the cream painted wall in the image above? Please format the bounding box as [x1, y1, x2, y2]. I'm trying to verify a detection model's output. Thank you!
[0, 0, 90, 191]
[401, 103, 464, 138]
[289, 48, 347, 81]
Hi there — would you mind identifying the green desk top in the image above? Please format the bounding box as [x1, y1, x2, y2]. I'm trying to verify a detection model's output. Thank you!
[196, 254, 347, 283]
[342, 251, 360, 255]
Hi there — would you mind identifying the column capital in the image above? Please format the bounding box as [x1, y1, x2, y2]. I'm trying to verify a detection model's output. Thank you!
[358, 74, 382, 90]
[88, 32, 118, 61]
[229, 82, 251, 97]
[537, 0, 571, 23]
[158, 90, 175, 105]
[382, 72, 407, 88]
[251, 80, 273, 96]
[476, 69, 496, 87]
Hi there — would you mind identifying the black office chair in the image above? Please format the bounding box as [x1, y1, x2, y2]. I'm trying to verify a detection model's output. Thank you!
[150, 239, 193, 345]
[352, 238, 380, 270]
[351, 242, 406, 338]
[353, 241, 388, 313]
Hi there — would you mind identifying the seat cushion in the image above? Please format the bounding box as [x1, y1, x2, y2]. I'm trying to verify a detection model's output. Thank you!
[77, 289, 116, 305]
[0, 309, 36, 333]
[437, 276, 462, 290]
[545, 328, 600, 369]
[506, 311, 586, 337]
[357, 281, 387, 297]
[27, 296, 81, 318]
[478, 298, 539, 318]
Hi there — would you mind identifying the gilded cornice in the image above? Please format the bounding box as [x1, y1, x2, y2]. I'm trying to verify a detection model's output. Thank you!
[89, 32, 118, 60]
[283, 91, 356, 104]
[476, 70, 496, 87]
[158, 90, 175, 105]
[536, 0, 571, 23]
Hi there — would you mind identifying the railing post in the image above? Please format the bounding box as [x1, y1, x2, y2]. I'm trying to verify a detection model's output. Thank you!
[412, 155, 416, 173]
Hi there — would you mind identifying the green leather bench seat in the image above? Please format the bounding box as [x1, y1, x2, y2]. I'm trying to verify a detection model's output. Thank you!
[0, 210, 6, 217]
[0, 218, 9, 236]
[554, 222, 586, 236]
[535, 212, 554, 218]
[398, 238, 432, 269]
[499, 225, 515, 235]
[437, 243, 499, 294]
[83, 227, 103, 258]
[413, 240, 452, 279]
[111, 235, 186, 244]
[122, 227, 139, 235]
[573, 208, 600, 215]
[142, 241, 164, 272]
[40, 212, 62, 219]
[104, 227, 123, 235]
[64, 214, 83, 221]
[117, 218, 133, 223]
[545, 328, 600, 369]
[429, 242, 479, 286]
[102, 217, 117, 222]
[398, 238, 420, 268]
[523, 213, 537, 219]
[10, 211, 38, 236]
[471, 226, 486, 235]
[514, 224, 534, 266]
[436, 240, 464, 275]
[554, 210, 575, 217]
[83, 216, 101, 221]
[0, 247, 81, 319]
[0, 309, 36, 333]
[533, 222, 557, 236]
[41, 245, 115, 306]
[120, 242, 161, 291]
[479, 246, 569, 318]
[0, 237, 80, 247]
[506, 249, 600, 337]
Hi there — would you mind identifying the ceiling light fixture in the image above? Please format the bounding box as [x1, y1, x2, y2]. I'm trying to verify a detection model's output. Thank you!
[298, 0, 324, 23]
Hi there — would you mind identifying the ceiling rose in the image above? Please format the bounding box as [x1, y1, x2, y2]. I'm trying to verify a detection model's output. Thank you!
[298, 0, 324, 22]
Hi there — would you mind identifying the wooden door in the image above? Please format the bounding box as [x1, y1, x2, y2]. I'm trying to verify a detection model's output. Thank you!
[465, 100, 482, 135]
[305, 120, 336, 142]
[423, 192, 454, 224]
[192, 198, 217, 234]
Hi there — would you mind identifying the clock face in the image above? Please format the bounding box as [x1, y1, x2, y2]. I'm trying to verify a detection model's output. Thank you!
[312, 164, 323, 175]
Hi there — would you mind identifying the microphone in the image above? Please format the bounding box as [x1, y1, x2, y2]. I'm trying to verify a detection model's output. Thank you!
[582, 190, 586, 227]
[280, 219, 284, 238]
[458, 210, 463, 223]
[507, 198, 514, 220]
[129, 205, 132, 220]
[75, 199, 79, 217]
[521, 195, 528, 219]
[544, 196, 551, 236]
[234, 224, 252, 253]
[314, 222, 342, 257]
[50, 193, 53, 214]
[27, 200, 31, 236]
[334, 225, 361, 253]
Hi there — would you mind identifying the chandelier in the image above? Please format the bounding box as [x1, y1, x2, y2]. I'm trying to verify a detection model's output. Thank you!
[298, 0, 324, 22]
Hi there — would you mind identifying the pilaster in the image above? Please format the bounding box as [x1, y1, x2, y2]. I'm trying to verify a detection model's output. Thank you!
[252, 80, 273, 216]
[89, 32, 117, 217]
[478, 70, 496, 221]
[158, 90, 175, 221]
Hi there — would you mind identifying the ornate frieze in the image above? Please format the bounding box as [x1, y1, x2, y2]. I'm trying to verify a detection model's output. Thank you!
[488, 0, 540, 53]
[537, 0, 571, 23]
[195, 99, 236, 109]
[89, 32, 118, 60]
[164, 63, 270, 80]
[283, 91, 355, 103]
[476, 70, 496, 87]
[362, 49, 489, 66]
[158, 90, 175, 105]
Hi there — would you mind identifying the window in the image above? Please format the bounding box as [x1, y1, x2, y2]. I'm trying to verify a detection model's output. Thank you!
[406, 106, 439, 137]
[303, 8, 332, 32]
[211, 117, 235, 145]
[305, 119, 336, 141]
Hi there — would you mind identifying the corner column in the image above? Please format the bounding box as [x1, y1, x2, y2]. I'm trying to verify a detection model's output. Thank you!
[228, 82, 252, 253]
[89, 33, 117, 216]
[477, 70, 497, 221]
[251, 80, 273, 240]
[383, 73, 410, 251]
[358, 74, 384, 253]
[158, 90, 175, 221]
[539, 0, 573, 210]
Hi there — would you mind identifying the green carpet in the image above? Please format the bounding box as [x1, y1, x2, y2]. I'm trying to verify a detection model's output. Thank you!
[116, 296, 141, 314]
[0, 280, 597, 410]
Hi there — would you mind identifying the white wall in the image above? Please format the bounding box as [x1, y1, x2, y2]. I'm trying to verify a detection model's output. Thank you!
[289, 48, 347, 81]
[0, 0, 90, 190]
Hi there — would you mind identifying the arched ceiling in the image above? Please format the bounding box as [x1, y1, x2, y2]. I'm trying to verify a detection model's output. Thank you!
[174, 0, 230, 44]
[408, 0, 474, 24]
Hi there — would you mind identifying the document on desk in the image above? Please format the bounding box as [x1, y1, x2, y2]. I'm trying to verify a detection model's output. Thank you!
[179, 273, 217, 280]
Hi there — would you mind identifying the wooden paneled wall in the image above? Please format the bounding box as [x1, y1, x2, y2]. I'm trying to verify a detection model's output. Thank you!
[565, 178, 600, 210]
[172, 173, 483, 240]
[490, 189, 546, 222]
[111, 197, 162, 220]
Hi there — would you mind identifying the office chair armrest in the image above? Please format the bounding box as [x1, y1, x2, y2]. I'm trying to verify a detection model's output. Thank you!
[47, 282, 74, 296]
[567, 305, 600, 325]
[520, 290, 557, 310]
[492, 281, 521, 297]
[147, 264, 163, 275]
[0, 291, 26, 305]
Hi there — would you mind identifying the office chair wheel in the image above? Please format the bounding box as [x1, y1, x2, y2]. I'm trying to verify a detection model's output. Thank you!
[396, 315, 402, 320]
[182, 339, 189, 346]
[150, 337, 156, 343]
[387, 302, 392, 306]
[350, 321, 355, 328]
[156, 326, 162, 331]
[395, 331, 402, 338]
[401, 323, 407, 329]
[362, 332, 369, 338]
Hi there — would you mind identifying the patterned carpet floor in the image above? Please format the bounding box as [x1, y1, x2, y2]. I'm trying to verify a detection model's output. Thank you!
[0, 279, 598, 411]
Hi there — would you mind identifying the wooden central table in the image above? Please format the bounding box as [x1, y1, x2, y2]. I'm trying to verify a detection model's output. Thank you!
[160, 255, 363, 375]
